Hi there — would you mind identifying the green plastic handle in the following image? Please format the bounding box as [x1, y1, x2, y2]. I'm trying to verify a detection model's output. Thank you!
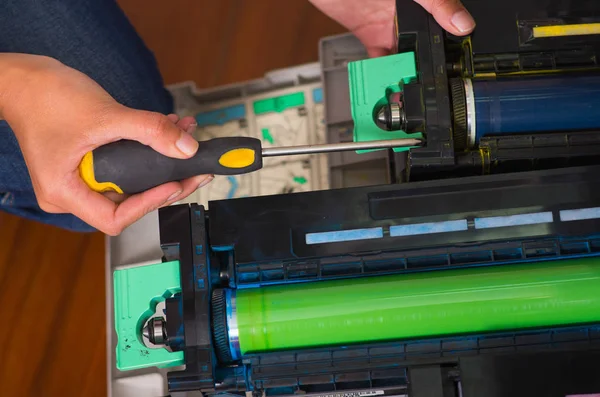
[114, 261, 183, 371]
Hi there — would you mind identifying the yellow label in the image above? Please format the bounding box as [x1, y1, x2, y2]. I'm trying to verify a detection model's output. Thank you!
[79, 152, 124, 194]
[394, 13, 399, 51]
[218, 148, 256, 169]
[533, 23, 600, 38]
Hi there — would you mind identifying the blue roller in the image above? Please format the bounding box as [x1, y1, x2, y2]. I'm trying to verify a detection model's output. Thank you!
[472, 75, 600, 143]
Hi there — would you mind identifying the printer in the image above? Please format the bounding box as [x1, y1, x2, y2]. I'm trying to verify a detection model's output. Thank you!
[109, 1, 600, 396]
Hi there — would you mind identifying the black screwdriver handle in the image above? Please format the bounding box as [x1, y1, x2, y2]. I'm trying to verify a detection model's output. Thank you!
[79, 137, 263, 194]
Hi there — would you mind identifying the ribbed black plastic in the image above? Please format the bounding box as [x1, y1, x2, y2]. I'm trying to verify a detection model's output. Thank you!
[211, 288, 232, 363]
[450, 78, 468, 151]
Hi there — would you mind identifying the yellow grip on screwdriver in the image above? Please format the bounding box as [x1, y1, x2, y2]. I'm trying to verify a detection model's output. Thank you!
[79, 137, 264, 195]
[218, 148, 256, 169]
[79, 151, 124, 194]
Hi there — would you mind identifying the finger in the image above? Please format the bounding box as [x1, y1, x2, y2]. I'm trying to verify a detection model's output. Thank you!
[367, 47, 392, 58]
[112, 107, 199, 159]
[176, 116, 198, 135]
[167, 113, 180, 123]
[413, 0, 475, 35]
[98, 160, 207, 206]
[63, 177, 183, 236]
[160, 174, 214, 207]
[103, 191, 130, 203]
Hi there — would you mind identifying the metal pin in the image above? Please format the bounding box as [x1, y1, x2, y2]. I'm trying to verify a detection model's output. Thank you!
[143, 317, 167, 346]
[261, 138, 422, 157]
[375, 103, 406, 131]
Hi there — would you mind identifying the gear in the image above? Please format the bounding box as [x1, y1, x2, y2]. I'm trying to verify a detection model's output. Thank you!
[211, 288, 233, 363]
[450, 78, 468, 151]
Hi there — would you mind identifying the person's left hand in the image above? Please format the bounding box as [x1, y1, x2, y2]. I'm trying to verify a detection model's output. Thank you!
[1, 54, 212, 235]
[309, 0, 475, 57]
[103, 112, 209, 205]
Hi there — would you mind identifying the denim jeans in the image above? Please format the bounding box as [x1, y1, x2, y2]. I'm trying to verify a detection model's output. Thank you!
[0, 0, 174, 232]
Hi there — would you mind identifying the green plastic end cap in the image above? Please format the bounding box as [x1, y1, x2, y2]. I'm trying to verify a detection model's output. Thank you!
[348, 52, 423, 153]
[113, 260, 184, 371]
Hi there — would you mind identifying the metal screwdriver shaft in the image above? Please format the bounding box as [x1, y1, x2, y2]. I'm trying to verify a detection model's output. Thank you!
[262, 138, 422, 157]
[81, 137, 424, 195]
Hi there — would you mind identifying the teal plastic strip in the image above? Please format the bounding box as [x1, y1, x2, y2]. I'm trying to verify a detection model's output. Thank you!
[475, 212, 553, 229]
[306, 227, 383, 245]
[226, 176, 239, 199]
[195, 104, 245, 127]
[560, 207, 600, 222]
[313, 88, 323, 104]
[390, 220, 468, 237]
[114, 261, 184, 371]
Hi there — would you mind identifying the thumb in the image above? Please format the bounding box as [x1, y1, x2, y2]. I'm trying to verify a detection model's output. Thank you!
[413, 0, 475, 36]
[113, 107, 199, 159]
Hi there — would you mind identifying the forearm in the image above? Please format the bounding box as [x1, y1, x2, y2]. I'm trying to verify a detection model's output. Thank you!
[0, 53, 59, 121]
[308, 0, 394, 33]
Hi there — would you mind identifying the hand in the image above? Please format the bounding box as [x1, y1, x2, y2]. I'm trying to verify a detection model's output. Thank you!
[0, 54, 212, 236]
[310, 0, 475, 57]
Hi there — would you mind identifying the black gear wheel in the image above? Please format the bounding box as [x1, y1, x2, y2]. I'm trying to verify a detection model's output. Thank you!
[211, 288, 233, 363]
[450, 78, 468, 151]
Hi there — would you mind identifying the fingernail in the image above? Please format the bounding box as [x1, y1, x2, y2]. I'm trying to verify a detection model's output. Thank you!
[176, 132, 199, 156]
[167, 190, 182, 202]
[186, 122, 197, 135]
[197, 175, 214, 189]
[451, 10, 475, 33]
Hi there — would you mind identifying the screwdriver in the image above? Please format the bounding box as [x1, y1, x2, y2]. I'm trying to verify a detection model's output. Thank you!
[79, 136, 422, 194]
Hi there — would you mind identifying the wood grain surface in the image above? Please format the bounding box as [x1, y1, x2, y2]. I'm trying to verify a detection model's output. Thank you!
[0, 1, 343, 396]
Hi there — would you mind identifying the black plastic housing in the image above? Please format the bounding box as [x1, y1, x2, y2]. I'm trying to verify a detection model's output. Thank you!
[209, 166, 600, 277]
[397, 0, 600, 181]
[158, 205, 218, 393]
[155, 1, 600, 395]
[159, 165, 600, 396]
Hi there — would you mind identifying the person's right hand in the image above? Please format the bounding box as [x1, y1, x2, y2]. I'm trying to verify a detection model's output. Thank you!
[0, 53, 212, 235]
[310, 0, 475, 57]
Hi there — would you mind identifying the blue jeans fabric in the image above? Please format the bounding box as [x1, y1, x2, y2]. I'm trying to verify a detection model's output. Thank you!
[0, 0, 174, 232]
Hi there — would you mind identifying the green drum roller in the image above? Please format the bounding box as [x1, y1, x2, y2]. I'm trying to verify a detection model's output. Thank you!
[210, 257, 600, 362]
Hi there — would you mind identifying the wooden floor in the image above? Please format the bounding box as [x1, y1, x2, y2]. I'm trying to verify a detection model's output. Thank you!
[0, 1, 343, 396]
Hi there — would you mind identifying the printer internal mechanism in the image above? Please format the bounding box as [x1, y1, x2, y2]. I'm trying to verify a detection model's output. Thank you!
[113, 1, 600, 396]
[351, 0, 600, 182]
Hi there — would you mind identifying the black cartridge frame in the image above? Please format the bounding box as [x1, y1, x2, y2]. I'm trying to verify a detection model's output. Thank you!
[153, 0, 600, 395]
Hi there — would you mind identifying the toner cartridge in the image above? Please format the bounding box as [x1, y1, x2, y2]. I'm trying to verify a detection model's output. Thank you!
[109, 0, 600, 396]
